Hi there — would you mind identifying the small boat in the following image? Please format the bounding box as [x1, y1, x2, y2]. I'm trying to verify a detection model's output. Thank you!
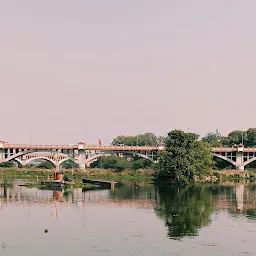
[82, 178, 117, 189]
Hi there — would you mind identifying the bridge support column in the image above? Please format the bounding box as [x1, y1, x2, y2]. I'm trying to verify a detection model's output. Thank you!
[236, 151, 244, 171]
[236, 165, 244, 171]
[0, 149, 4, 163]
[78, 149, 86, 169]
[22, 160, 27, 167]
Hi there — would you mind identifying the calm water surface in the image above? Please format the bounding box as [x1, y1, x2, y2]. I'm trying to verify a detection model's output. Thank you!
[0, 179, 256, 255]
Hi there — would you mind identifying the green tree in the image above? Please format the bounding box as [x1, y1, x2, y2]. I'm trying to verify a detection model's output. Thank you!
[111, 135, 137, 146]
[137, 133, 158, 146]
[111, 133, 163, 146]
[201, 129, 222, 147]
[223, 130, 245, 147]
[245, 128, 256, 147]
[60, 160, 79, 169]
[154, 130, 214, 184]
[131, 159, 152, 170]
[156, 136, 167, 145]
[131, 159, 145, 170]
[91, 156, 131, 172]
[37, 161, 55, 169]
[221, 136, 230, 147]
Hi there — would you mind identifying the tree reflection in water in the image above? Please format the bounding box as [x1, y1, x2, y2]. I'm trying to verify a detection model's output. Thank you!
[155, 185, 213, 239]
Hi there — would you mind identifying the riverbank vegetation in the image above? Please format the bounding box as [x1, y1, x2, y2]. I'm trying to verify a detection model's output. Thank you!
[212, 170, 256, 180]
[0, 167, 154, 182]
[90, 156, 153, 171]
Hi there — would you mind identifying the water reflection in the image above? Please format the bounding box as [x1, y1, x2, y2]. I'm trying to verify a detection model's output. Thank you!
[154, 185, 213, 239]
[2, 179, 256, 240]
[155, 181, 256, 239]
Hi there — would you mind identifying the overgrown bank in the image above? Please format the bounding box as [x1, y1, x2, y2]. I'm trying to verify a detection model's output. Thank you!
[0, 167, 154, 182]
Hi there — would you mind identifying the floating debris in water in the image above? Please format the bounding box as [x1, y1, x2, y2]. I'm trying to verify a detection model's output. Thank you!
[44, 229, 48, 233]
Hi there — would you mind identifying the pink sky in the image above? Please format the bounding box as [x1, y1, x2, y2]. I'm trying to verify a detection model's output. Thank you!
[1, 0, 255, 145]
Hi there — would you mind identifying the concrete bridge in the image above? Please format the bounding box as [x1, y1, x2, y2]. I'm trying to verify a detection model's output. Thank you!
[0, 141, 163, 169]
[0, 141, 255, 170]
[211, 145, 256, 170]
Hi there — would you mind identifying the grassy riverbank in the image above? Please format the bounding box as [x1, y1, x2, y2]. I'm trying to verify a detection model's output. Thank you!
[0, 167, 154, 182]
[212, 170, 256, 180]
[2, 167, 256, 184]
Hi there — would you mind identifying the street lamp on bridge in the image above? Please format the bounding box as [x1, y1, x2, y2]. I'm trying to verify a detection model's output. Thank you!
[84, 126, 87, 145]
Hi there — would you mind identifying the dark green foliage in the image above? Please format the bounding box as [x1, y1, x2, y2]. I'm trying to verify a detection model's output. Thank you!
[212, 157, 232, 170]
[60, 160, 79, 169]
[91, 155, 153, 171]
[111, 135, 137, 146]
[111, 133, 165, 146]
[223, 130, 245, 147]
[91, 156, 131, 172]
[63, 174, 73, 182]
[245, 128, 256, 147]
[155, 130, 214, 184]
[37, 161, 55, 169]
[0, 162, 14, 168]
[201, 129, 247, 147]
[131, 159, 151, 170]
[201, 129, 222, 147]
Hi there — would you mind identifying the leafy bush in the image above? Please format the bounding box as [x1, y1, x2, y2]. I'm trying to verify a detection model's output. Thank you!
[0, 162, 15, 168]
[90, 156, 131, 172]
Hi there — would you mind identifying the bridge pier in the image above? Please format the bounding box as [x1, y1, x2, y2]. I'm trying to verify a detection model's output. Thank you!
[77, 143, 86, 169]
[0, 142, 4, 163]
[236, 165, 244, 171]
[236, 150, 244, 171]
[0, 149, 4, 162]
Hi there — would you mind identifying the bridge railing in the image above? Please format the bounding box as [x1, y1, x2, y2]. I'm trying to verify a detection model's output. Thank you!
[2, 144, 78, 150]
[211, 147, 237, 152]
[2, 144, 159, 151]
[4, 144, 256, 153]
[84, 146, 159, 151]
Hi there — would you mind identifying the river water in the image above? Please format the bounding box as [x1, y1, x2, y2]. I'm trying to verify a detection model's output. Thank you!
[0, 178, 256, 255]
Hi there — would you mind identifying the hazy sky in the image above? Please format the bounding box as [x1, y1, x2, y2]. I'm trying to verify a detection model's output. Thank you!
[1, 0, 256, 145]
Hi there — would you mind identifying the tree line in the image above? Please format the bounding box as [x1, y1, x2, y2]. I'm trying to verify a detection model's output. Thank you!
[111, 133, 165, 146]
[201, 128, 256, 147]
[111, 128, 256, 148]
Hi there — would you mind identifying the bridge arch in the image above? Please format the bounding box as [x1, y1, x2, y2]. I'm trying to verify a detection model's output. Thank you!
[59, 158, 79, 167]
[3, 150, 71, 164]
[85, 154, 105, 166]
[25, 157, 57, 167]
[4, 150, 36, 163]
[243, 157, 256, 167]
[84, 151, 156, 166]
[212, 153, 237, 167]
[135, 153, 156, 163]
[12, 158, 23, 168]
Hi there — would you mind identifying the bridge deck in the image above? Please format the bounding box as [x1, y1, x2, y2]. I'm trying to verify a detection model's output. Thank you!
[1, 144, 159, 151]
[2, 143, 256, 153]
